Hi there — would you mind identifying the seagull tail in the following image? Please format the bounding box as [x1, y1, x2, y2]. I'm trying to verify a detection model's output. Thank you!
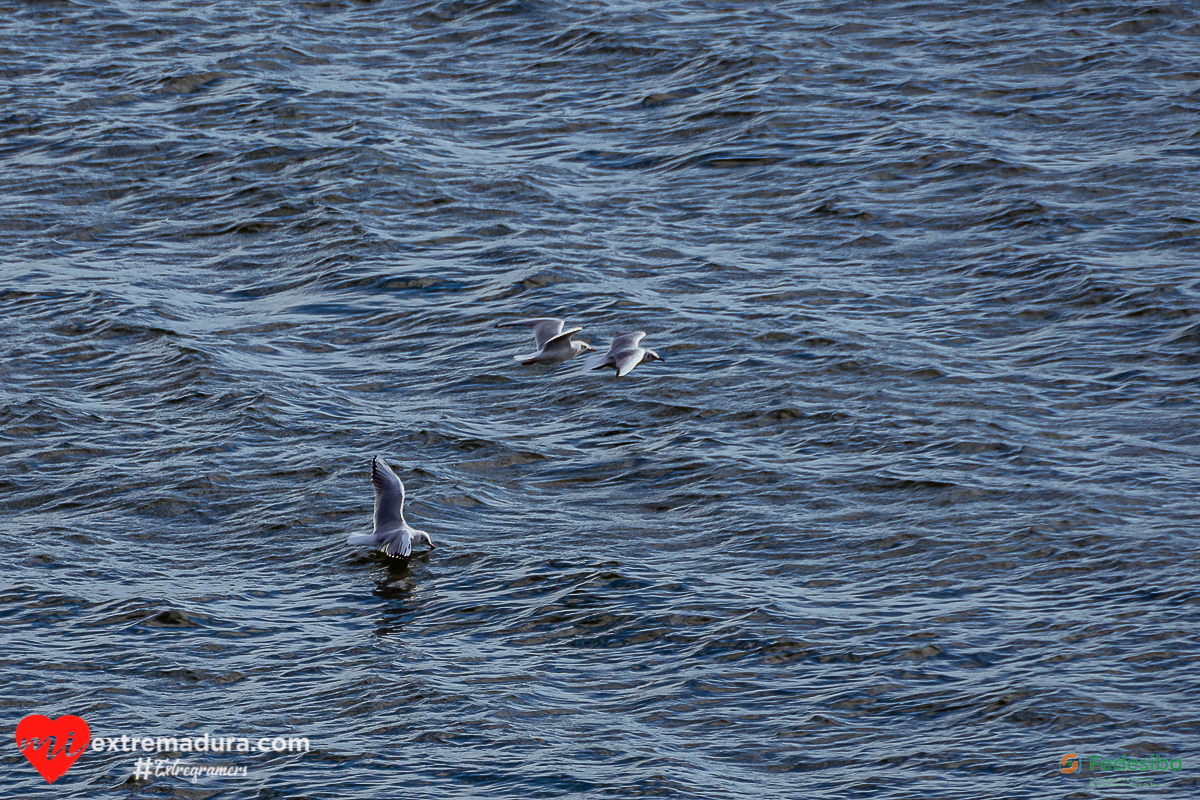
[347, 532, 375, 545]
[584, 353, 609, 371]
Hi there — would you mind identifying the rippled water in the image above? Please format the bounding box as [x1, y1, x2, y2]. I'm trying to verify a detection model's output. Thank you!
[4, 1, 1200, 798]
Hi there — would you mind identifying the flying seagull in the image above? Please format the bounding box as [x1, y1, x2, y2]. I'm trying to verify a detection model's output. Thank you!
[498, 317, 595, 365]
[585, 331, 664, 377]
[347, 456, 434, 557]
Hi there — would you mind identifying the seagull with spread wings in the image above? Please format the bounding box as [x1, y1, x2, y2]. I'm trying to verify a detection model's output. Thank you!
[498, 317, 595, 365]
[585, 331, 664, 377]
[347, 456, 434, 557]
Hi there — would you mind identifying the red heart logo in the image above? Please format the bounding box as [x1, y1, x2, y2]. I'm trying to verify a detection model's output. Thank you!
[15, 714, 91, 784]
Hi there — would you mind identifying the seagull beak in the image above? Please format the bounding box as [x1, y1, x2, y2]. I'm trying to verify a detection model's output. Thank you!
[427, 540, 435, 550]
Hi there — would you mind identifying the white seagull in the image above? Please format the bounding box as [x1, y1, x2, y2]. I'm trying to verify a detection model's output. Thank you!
[498, 317, 595, 365]
[585, 331, 664, 377]
[347, 456, 434, 557]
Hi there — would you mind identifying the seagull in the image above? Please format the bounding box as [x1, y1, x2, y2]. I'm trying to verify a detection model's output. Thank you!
[347, 456, 434, 557]
[498, 317, 595, 365]
[585, 331, 664, 377]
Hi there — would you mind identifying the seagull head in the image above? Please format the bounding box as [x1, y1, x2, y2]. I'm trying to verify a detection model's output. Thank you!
[644, 349, 663, 363]
[414, 530, 434, 550]
[574, 340, 596, 354]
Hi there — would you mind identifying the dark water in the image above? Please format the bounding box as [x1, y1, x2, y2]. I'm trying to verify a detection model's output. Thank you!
[3, 1, 1200, 797]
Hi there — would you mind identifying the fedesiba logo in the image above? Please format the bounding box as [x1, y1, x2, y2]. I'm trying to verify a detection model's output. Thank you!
[1061, 750, 1184, 790]
[1061, 752, 1184, 774]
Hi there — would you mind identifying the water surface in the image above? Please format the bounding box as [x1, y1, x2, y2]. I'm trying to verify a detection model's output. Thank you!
[3, 1, 1199, 798]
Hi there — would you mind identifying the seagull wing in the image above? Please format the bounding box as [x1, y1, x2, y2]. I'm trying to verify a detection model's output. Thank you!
[497, 318, 565, 348]
[608, 331, 646, 354]
[533, 327, 583, 360]
[614, 348, 646, 377]
[544, 326, 582, 346]
[530, 318, 566, 347]
[372, 456, 406, 532]
[584, 352, 612, 370]
[383, 529, 412, 558]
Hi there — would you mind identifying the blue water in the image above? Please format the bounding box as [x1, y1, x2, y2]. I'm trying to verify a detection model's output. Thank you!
[3, 1, 1199, 798]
